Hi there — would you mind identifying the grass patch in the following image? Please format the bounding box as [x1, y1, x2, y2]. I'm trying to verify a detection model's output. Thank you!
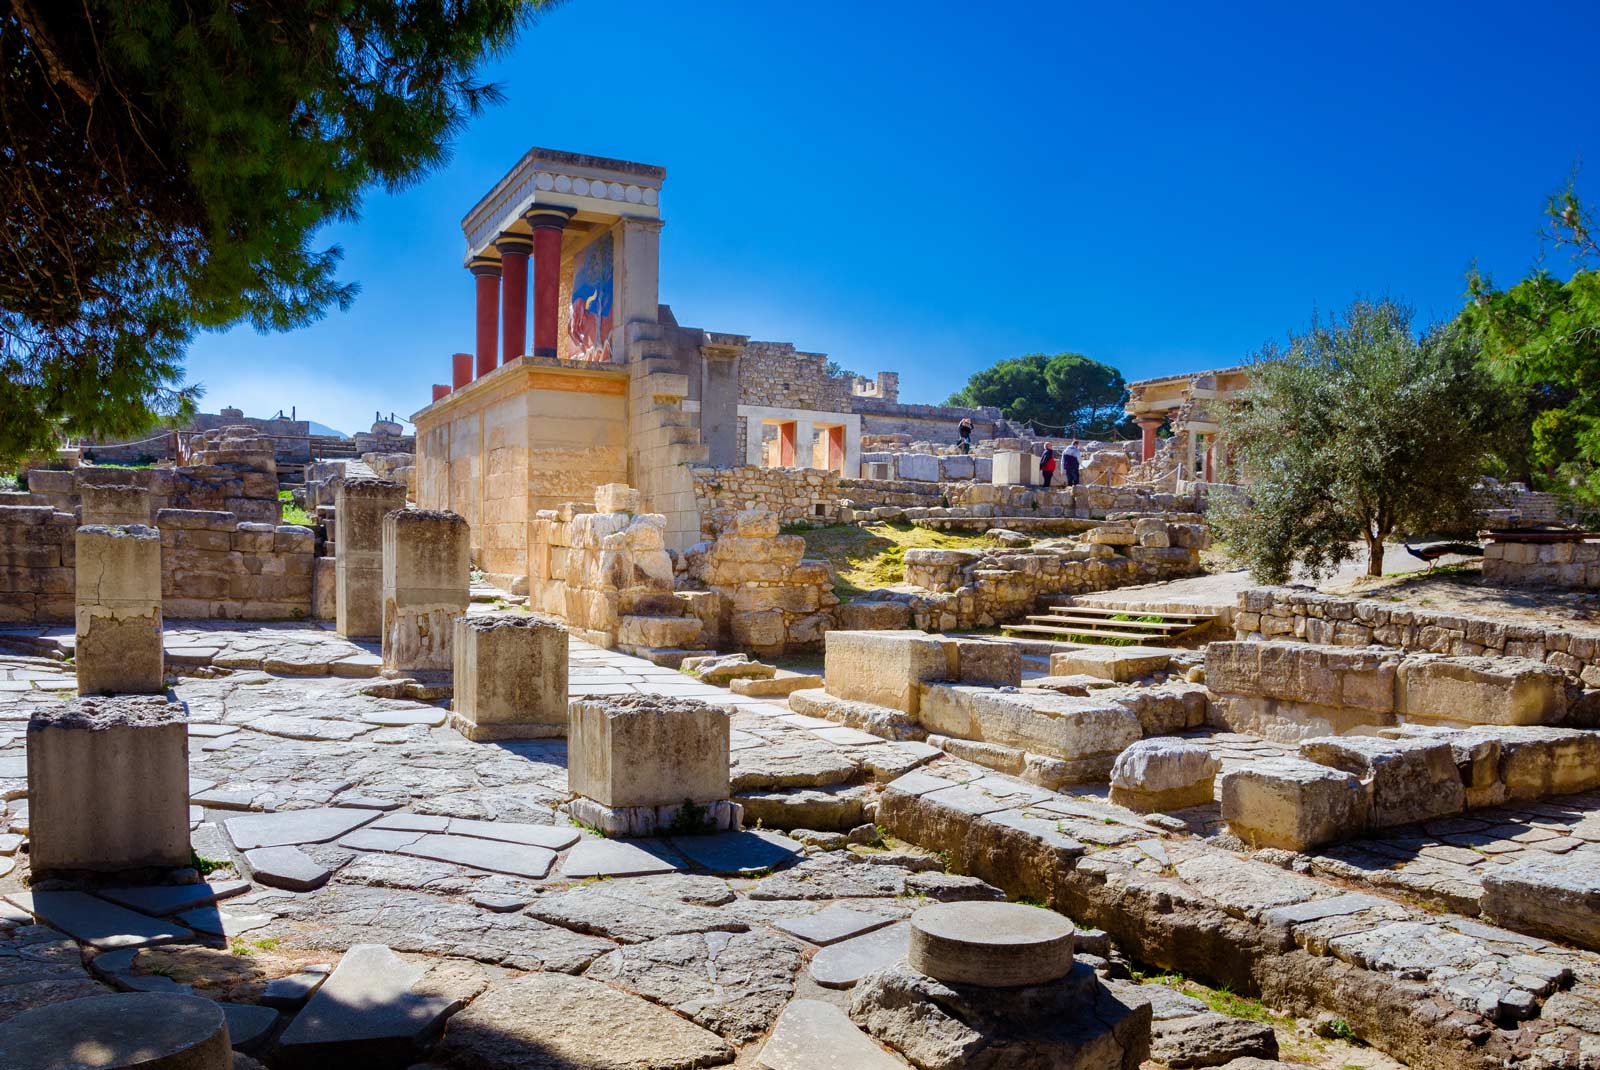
[1130, 967, 1289, 1026]
[277, 489, 314, 526]
[792, 522, 992, 598]
[190, 849, 228, 876]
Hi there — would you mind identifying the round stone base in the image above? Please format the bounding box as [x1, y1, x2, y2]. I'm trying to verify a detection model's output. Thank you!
[1109, 777, 1216, 814]
[0, 992, 231, 1069]
[908, 901, 1074, 987]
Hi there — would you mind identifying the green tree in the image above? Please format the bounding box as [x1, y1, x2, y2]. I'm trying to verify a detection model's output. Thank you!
[946, 352, 1131, 436]
[1210, 298, 1504, 582]
[1460, 179, 1600, 502]
[1, 0, 550, 469]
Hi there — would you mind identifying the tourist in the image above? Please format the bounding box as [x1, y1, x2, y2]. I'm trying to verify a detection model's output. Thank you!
[1064, 439, 1082, 487]
[1040, 442, 1058, 486]
[957, 417, 973, 454]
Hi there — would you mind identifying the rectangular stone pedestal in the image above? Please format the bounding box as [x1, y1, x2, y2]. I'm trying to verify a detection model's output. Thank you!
[568, 695, 731, 835]
[451, 613, 568, 740]
[567, 797, 743, 837]
[75, 525, 163, 696]
[27, 695, 190, 874]
[79, 484, 152, 526]
[381, 509, 470, 673]
[335, 478, 406, 639]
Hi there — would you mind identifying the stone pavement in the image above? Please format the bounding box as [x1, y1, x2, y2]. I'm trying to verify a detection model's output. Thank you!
[0, 621, 1595, 1069]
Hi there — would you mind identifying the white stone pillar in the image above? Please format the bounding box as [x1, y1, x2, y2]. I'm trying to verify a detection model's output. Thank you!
[75, 525, 163, 696]
[451, 613, 569, 740]
[381, 509, 470, 673]
[335, 478, 406, 639]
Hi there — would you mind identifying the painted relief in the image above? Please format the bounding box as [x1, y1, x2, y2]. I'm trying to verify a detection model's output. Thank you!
[569, 232, 614, 362]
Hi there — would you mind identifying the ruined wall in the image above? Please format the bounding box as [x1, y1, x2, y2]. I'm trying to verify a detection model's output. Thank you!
[689, 466, 842, 537]
[1483, 538, 1600, 588]
[0, 505, 317, 623]
[1236, 587, 1600, 686]
[852, 397, 1002, 444]
[681, 509, 838, 655]
[737, 342, 856, 411]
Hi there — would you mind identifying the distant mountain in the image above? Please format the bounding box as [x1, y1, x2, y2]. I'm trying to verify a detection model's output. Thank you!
[306, 421, 349, 439]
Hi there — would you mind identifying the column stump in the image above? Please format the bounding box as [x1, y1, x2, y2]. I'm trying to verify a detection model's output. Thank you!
[381, 509, 470, 673]
[334, 477, 406, 640]
[0, 992, 231, 1069]
[75, 524, 163, 696]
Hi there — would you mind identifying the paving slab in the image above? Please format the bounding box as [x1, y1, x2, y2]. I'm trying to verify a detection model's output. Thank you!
[560, 838, 682, 879]
[671, 830, 802, 875]
[809, 921, 911, 988]
[219, 1000, 279, 1048]
[1263, 892, 1393, 928]
[371, 813, 451, 833]
[339, 828, 427, 853]
[245, 846, 332, 891]
[885, 771, 960, 797]
[759, 998, 909, 1069]
[774, 903, 897, 946]
[445, 817, 580, 850]
[6, 890, 193, 950]
[359, 709, 448, 727]
[277, 944, 458, 1057]
[178, 906, 274, 938]
[811, 725, 885, 747]
[397, 833, 557, 879]
[262, 969, 330, 1009]
[225, 806, 383, 850]
[96, 879, 252, 917]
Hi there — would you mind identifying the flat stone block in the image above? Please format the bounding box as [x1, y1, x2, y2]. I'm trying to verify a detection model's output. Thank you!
[225, 806, 382, 850]
[810, 921, 911, 988]
[824, 630, 949, 715]
[451, 612, 568, 740]
[1220, 758, 1366, 851]
[396, 833, 557, 879]
[262, 970, 329, 1009]
[559, 838, 681, 879]
[670, 829, 801, 875]
[97, 880, 250, 917]
[1398, 654, 1574, 727]
[0, 992, 230, 1069]
[245, 845, 331, 891]
[1049, 646, 1171, 682]
[568, 694, 730, 809]
[7, 890, 192, 950]
[277, 943, 459, 1061]
[1482, 851, 1600, 951]
[220, 1000, 280, 1049]
[908, 901, 1075, 987]
[1299, 734, 1465, 828]
[774, 904, 896, 947]
[1109, 738, 1220, 813]
[759, 998, 909, 1070]
[442, 817, 579, 850]
[28, 694, 190, 874]
[75, 525, 164, 696]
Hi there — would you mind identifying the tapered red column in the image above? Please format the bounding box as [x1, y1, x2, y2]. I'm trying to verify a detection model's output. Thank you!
[496, 234, 532, 364]
[525, 206, 575, 359]
[1136, 416, 1165, 462]
[431, 384, 449, 402]
[471, 256, 500, 378]
[451, 352, 472, 391]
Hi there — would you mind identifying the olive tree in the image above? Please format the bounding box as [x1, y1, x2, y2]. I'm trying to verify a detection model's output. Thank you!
[1210, 298, 1505, 582]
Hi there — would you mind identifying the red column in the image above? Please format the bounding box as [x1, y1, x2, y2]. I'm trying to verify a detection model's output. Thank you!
[496, 234, 532, 364]
[778, 422, 797, 467]
[431, 384, 449, 403]
[470, 256, 500, 378]
[451, 351, 472, 390]
[826, 426, 845, 474]
[1137, 416, 1164, 462]
[525, 206, 575, 359]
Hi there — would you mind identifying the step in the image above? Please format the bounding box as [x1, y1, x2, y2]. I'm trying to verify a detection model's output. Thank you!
[1038, 603, 1213, 622]
[1002, 625, 1177, 644]
[1023, 614, 1190, 633]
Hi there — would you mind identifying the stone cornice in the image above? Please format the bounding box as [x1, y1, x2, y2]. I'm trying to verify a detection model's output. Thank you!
[462, 146, 665, 261]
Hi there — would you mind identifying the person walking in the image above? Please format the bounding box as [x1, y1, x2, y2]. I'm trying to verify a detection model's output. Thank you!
[1064, 438, 1082, 487]
[956, 417, 973, 454]
[1040, 442, 1058, 487]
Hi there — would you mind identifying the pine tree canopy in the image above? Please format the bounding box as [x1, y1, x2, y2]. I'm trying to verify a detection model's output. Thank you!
[946, 352, 1132, 437]
[1, 0, 549, 469]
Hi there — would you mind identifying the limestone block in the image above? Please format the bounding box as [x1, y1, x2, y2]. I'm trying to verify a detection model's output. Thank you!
[1397, 655, 1574, 726]
[1085, 521, 1137, 546]
[918, 686, 1142, 767]
[1298, 735, 1465, 828]
[1489, 725, 1600, 799]
[896, 454, 940, 482]
[381, 509, 470, 673]
[834, 601, 912, 631]
[618, 614, 703, 650]
[731, 508, 779, 538]
[0, 993, 231, 1070]
[825, 630, 949, 714]
[568, 694, 730, 809]
[972, 456, 994, 481]
[335, 478, 406, 639]
[1481, 851, 1600, 951]
[75, 525, 163, 696]
[1050, 646, 1170, 683]
[1109, 738, 1220, 812]
[731, 609, 786, 651]
[907, 901, 1075, 987]
[28, 694, 190, 874]
[946, 638, 1023, 687]
[938, 455, 975, 481]
[312, 556, 337, 620]
[451, 613, 568, 741]
[79, 483, 151, 526]
[991, 451, 1026, 486]
[595, 483, 641, 514]
[1219, 758, 1366, 851]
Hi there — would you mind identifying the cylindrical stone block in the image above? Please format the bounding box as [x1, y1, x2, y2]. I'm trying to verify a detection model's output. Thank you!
[28, 695, 190, 874]
[0, 992, 230, 1069]
[381, 509, 470, 672]
[908, 902, 1075, 987]
[79, 483, 152, 526]
[334, 478, 406, 640]
[451, 613, 569, 740]
[75, 524, 163, 696]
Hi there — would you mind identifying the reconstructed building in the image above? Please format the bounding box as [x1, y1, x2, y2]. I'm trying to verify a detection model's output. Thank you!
[1124, 366, 1250, 483]
[412, 146, 995, 587]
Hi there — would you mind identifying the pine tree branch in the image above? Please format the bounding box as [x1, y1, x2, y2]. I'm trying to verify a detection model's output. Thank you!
[9, 0, 96, 105]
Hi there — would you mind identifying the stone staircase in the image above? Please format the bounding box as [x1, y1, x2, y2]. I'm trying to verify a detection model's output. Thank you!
[1005, 601, 1217, 645]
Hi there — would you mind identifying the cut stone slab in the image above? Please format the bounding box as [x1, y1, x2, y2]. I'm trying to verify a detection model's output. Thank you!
[1049, 646, 1172, 682]
[396, 833, 556, 879]
[178, 906, 274, 939]
[0, 992, 231, 1069]
[358, 708, 448, 727]
[277, 944, 459, 1061]
[245, 846, 332, 892]
[774, 904, 896, 946]
[759, 998, 909, 1069]
[1262, 892, 1391, 929]
[225, 807, 382, 850]
[6, 890, 192, 950]
[96, 879, 251, 917]
[1219, 758, 1366, 851]
[560, 838, 682, 879]
[338, 828, 426, 853]
[370, 813, 450, 833]
[1151, 1012, 1279, 1068]
[262, 970, 330, 1009]
[1482, 851, 1600, 951]
[438, 971, 735, 1070]
[908, 901, 1075, 987]
[810, 921, 911, 988]
[1299, 734, 1465, 829]
[445, 817, 580, 850]
[670, 830, 801, 875]
[219, 1000, 279, 1049]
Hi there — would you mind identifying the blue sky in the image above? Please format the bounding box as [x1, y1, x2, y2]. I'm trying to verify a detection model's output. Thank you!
[186, 0, 1600, 435]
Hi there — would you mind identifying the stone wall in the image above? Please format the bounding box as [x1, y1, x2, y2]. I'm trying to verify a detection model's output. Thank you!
[689, 466, 842, 538]
[1483, 537, 1600, 588]
[1235, 587, 1600, 686]
[0, 505, 317, 623]
[680, 508, 838, 655]
[737, 342, 855, 412]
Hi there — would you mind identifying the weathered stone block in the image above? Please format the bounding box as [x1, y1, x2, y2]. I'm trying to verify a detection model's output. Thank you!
[1397, 655, 1575, 726]
[825, 630, 949, 714]
[1219, 758, 1366, 851]
[1109, 738, 1219, 813]
[834, 601, 912, 631]
[595, 483, 641, 514]
[568, 694, 730, 809]
[79, 483, 151, 526]
[1050, 646, 1170, 683]
[335, 478, 406, 639]
[28, 695, 189, 874]
[1481, 852, 1600, 951]
[75, 525, 163, 696]
[451, 613, 568, 741]
[381, 509, 469, 673]
[617, 614, 703, 650]
[1298, 735, 1464, 828]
